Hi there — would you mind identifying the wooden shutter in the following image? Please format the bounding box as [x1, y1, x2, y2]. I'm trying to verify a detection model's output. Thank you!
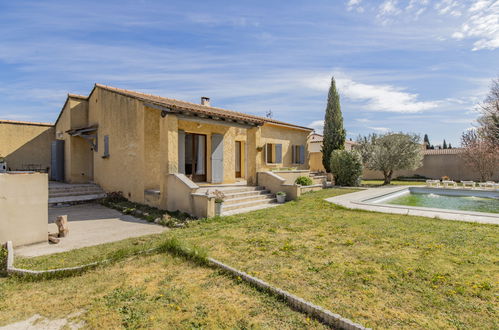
[275, 144, 282, 163]
[103, 135, 110, 158]
[178, 130, 185, 174]
[299, 145, 305, 164]
[211, 134, 224, 183]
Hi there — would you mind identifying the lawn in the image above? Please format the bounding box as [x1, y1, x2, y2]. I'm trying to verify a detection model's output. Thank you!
[8, 188, 499, 329]
[0, 253, 325, 329]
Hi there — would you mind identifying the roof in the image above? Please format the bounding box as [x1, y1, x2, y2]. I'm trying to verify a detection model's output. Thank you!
[94, 84, 313, 131]
[0, 119, 53, 127]
[423, 148, 463, 155]
[309, 134, 356, 145]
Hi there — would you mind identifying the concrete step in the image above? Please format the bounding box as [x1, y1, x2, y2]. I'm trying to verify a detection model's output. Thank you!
[49, 193, 107, 204]
[205, 186, 265, 194]
[221, 197, 277, 212]
[223, 193, 275, 205]
[222, 189, 271, 199]
[49, 189, 105, 198]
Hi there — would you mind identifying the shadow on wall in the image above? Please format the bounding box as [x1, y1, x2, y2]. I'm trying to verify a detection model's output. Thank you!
[5, 128, 55, 172]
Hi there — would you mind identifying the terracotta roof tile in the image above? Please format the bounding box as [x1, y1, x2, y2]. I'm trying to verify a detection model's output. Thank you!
[95, 84, 312, 131]
[423, 148, 464, 155]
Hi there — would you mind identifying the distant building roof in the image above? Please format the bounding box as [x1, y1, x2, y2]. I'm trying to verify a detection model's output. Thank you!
[308, 133, 357, 145]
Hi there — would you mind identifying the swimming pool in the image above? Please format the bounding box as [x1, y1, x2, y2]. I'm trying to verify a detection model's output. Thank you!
[367, 187, 499, 214]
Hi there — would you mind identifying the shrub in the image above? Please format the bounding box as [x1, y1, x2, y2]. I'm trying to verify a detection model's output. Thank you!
[330, 150, 363, 186]
[295, 176, 313, 186]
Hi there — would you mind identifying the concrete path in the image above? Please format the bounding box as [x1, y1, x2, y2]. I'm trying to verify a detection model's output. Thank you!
[326, 186, 499, 225]
[15, 203, 168, 257]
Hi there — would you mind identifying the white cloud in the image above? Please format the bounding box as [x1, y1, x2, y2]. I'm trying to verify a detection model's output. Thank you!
[303, 73, 439, 113]
[308, 120, 325, 134]
[450, 0, 499, 50]
[347, 0, 364, 12]
[368, 126, 390, 132]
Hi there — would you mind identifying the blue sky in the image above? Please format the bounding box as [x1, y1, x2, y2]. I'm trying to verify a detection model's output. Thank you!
[0, 0, 498, 146]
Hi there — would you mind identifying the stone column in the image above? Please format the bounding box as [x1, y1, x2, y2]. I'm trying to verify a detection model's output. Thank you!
[159, 114, 178, 209]
[246, 126, 261, 185]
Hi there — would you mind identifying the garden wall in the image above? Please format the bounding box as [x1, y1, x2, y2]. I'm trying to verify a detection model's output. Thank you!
[0, 172, 48, 247]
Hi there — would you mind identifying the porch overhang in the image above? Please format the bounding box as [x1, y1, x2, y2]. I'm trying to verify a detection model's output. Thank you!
[66, 125, 98, 151]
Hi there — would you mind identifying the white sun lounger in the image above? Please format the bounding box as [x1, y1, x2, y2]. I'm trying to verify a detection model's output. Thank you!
[478, 181, 496, 189]
[426, 179, 440, 187]
[461, 181, 475, 189]
[442, 180, 457, 188]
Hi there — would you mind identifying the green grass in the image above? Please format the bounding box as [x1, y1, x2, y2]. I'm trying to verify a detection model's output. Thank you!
[6, 188, 499, 329]
[362, 179, 427, 186]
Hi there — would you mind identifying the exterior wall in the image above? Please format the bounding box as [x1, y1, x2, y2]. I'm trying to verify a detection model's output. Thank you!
[362, 153, 499, 181]
[0, 172, 48, 247]
[259, 123, 310, 171]
[55, 97, 92, 183]
[89, 89, 146, 203]
[0, 121, 54, 172]
[177, 119, 248, 184]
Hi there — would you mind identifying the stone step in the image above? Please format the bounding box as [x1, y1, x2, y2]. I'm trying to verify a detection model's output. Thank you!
[49, 189, 105, 198]
[222, 189, 271, 199]
[223, 193, 275, 205]
[221, 197, 277, 212]
[205, 186, 265, 194]
[49, 193, 107, 204]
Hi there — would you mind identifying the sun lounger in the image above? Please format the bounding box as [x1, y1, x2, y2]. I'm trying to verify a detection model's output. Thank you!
[461, 181, 475, 189]
[442, 180, 457, 188]
[479, 181, 496, 189]
[426, 179, 440, 188]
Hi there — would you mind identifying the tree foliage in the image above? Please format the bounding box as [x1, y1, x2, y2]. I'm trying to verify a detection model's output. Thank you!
[460, 77, 499, 181]
[461, 129, 498, 181]
[330, 150, 363, 186]
[357, 133, 423, 184]
[322, 76, 346, 173]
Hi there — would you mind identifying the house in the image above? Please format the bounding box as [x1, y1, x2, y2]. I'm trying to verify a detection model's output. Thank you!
[52, 84, 315, 217]
[308, 133, 356, 172]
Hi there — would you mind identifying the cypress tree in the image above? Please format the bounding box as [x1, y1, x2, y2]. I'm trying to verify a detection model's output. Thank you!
[322, 76, 346, 172]
[443, 139, 447, 149]
[423, 134, 430, 149]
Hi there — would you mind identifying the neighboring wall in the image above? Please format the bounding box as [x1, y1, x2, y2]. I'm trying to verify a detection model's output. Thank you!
[0, 172, 48, 247]
[0, 120, 54, 172]
[362, 150, 499, 181]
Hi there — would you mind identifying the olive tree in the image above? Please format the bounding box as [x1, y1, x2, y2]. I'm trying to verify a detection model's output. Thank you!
[357, 133, 423, 184]
[461, 129, 498, 181]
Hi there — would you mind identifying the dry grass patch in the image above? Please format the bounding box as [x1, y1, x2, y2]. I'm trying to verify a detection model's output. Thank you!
[0, 253, 325, 329]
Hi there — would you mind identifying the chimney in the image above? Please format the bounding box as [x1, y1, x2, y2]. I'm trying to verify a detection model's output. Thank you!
[201, 97, 210, 106]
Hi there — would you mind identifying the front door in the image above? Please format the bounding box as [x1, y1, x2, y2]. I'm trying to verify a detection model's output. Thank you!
[184, 133, 206, 182]
[235, 141, 242, 178]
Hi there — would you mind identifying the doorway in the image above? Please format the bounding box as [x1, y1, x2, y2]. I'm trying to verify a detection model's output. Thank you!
[184, 133, 206, 182]
[235, 141, 242, 178]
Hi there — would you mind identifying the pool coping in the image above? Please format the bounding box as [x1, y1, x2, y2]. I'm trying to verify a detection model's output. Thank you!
[325, 186, 499, 225]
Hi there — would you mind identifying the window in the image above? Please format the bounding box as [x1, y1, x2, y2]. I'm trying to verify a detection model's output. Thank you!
[265, 143, 282, 164]
[102, 135, 110, 158]
[292, 145, 305, 164]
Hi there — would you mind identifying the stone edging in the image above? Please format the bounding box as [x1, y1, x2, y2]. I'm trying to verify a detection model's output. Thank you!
[208, 258, 369, 330]
[2, 241, 369, 329]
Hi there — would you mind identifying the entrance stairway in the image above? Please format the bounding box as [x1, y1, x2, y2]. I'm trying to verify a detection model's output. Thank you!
[49, 182, 106, 204]
[198, 185, 278, 216]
